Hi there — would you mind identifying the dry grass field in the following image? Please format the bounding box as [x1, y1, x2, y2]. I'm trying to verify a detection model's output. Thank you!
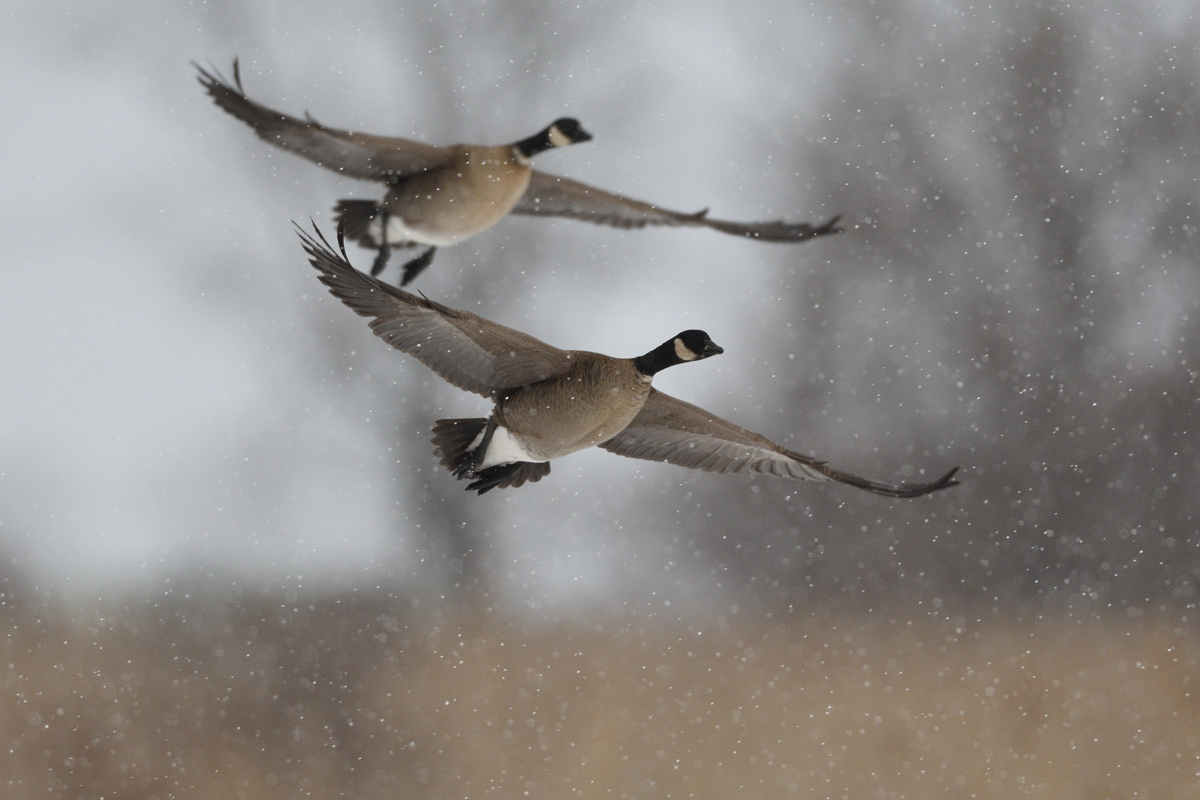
[3, 590, 1197, 799]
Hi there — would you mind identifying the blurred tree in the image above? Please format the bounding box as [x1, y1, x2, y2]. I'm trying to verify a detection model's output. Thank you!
[657, 0, 1200, 612]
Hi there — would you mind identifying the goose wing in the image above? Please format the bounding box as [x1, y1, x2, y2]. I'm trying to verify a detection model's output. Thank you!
[196, 60, 450, 180]
[600, 389, 959, 498]
[298, 225, 573, 396]
[514, 171, 843, 243]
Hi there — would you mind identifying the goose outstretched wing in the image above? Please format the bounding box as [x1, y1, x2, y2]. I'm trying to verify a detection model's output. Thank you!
[601, 389, 959, 498]
[298, 224, 573, 397]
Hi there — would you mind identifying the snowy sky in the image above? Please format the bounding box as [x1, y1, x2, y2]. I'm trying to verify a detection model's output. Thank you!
[3, 0, 1197, 612]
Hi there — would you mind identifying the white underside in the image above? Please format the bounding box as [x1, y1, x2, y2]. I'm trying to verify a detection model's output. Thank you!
[366, 215, 464, 248]
[472, 425, 548, 468]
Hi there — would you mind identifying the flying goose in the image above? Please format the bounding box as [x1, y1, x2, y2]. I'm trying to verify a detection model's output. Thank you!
[197, 60, 843, 285]
[298, 224, 958, 497]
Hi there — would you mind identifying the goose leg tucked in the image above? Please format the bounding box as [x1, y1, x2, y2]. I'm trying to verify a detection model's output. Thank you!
[332, 199, 394, 277]
[465, 462, 550, 495]
[431, 417, 552, 494]
[399, 246, 438, 286]
[369, 244, 391, 277]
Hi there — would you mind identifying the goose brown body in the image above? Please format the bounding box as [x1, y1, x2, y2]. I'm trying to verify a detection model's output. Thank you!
[373, 145, 534, 247]
[493, 355, 654, 461]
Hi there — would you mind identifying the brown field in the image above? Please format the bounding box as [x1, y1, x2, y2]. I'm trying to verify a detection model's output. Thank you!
[3, 591, 1198, 799]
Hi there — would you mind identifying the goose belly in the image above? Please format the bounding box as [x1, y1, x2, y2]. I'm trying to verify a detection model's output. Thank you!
[381, 158, 532, 246]
[367, 213, 466, 247]
[494, 381, 651, 462]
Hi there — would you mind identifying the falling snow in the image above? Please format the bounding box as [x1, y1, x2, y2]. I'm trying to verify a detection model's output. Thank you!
[1, 0, 1198, 796]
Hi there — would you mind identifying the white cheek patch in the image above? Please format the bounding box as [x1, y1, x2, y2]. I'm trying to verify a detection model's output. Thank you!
[674, 338, 698, 361]
[478, 426, 549, 468]
[547, 125, 574, 148]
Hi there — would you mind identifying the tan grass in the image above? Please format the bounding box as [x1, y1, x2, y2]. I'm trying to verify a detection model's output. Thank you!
[2, 597, 1197, 798]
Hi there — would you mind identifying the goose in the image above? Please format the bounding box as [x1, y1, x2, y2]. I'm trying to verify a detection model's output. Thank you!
[197, 60, 843, 286]
[297, 223, 959, 497]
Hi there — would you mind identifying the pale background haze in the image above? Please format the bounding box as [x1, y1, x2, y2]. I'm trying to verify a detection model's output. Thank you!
[2, 2, 1199, 795]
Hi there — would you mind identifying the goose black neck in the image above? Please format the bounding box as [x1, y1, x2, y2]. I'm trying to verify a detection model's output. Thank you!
[515, 127, 557, 159]
[634, 340, 685, 377]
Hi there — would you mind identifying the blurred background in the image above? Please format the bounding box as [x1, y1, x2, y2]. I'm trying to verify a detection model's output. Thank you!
[2, 0, 1199, 796]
